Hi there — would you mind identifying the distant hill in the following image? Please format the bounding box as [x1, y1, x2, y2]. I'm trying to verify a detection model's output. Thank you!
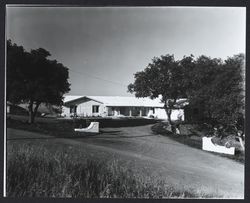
[7, 102, 60, 116]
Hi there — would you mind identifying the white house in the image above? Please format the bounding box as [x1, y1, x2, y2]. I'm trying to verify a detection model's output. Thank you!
[62, 95, 187, 121]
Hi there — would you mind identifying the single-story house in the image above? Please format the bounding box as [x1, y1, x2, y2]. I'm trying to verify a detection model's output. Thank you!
[62, 95, 188, 120]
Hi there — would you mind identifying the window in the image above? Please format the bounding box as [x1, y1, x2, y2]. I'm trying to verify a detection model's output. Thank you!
[70, 105, 77, 113]
[92, 105, 99, 113]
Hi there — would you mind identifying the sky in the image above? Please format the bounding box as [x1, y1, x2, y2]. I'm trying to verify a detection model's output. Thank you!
[6, 6, 246, 96]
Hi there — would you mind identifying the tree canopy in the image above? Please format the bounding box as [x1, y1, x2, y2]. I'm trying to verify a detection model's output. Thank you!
[7, 40, 71, 123]
[128, 54, 192, 124]
[128, 53, 245, 132]
[189, 54, 245, 129]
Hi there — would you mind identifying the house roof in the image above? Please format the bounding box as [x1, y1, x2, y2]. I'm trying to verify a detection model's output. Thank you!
[63, 95, 83, 103]
[63, 95, 188, 108]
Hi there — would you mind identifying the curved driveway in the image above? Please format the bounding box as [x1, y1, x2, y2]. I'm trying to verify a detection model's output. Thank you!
[7, 125, 244, 198]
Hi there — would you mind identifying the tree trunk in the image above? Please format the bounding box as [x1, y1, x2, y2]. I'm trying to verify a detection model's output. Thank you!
[165, 108, 173, 125]
[28, 100, 34, 124]
[165, 108, 176, 133]
[33, 102, 41, 118]
[238, 137, 245, 152]
[164, 99, 177, 133]
[29, 112, 35, 124]
[28, 100, 41, 124]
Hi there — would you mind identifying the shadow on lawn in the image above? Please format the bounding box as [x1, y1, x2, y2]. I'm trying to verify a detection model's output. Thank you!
[7, 132, 157, 141]
[100, 130, 121, 134]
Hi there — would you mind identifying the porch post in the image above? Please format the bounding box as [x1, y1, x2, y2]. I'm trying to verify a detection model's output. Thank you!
[139, 108, 142, 117]
[129, 108, 132, 116]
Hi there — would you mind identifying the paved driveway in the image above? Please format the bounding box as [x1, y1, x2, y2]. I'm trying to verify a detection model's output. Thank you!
[7, 125, 244, 198]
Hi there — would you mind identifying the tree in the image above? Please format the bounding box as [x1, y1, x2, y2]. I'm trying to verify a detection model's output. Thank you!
[128, 54, 192, 126]
[187, 55, 223, 121]
[218, 54, 245, 129]
[188, 54, 245, 130]
[7, 40, 70, 123]
[187, 54, 245, 150]
[128, 53, 245, 139]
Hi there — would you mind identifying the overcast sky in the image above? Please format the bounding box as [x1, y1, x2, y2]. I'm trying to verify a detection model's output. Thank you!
[6, 7, 246, 96]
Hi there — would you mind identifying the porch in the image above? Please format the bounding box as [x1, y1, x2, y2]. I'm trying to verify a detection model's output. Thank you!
[107, 106, 155, 117]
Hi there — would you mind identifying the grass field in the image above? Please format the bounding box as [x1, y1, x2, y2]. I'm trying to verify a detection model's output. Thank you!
[7, 116, 243, 198]
[7, 142, 221, 198]
[7, 115, 159, 137]
[151, 122, 245, 163]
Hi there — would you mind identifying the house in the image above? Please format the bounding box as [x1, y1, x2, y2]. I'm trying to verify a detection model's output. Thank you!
[62, 95, 188, 120]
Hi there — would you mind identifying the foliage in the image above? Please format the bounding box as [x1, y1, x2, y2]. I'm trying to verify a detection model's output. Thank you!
[128, 54, 193, 124]
[7, 143, 221, 198]
[7, 40, 70, 123]
[128, 53, 245, 133]
[188, 54, 245, 130]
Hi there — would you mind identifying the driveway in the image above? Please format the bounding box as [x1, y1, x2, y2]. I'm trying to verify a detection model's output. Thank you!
[7, 125, 244, 198]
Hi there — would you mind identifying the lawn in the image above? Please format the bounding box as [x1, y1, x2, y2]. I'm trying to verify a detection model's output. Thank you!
[7, 141, 221, 198]
[7, 115, 160, 137]
[6, 115, 243, 198]
[151, 122, 245, 163]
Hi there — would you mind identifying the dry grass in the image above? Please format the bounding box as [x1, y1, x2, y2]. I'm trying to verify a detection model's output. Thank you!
[7, 143, 221, 198]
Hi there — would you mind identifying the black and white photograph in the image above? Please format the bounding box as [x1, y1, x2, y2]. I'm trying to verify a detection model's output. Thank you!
[5, 5, 245, 199]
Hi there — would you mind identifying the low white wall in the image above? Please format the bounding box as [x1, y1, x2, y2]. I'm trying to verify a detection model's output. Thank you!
[202, 137, 235, 155]
[75, 122, 99, 133]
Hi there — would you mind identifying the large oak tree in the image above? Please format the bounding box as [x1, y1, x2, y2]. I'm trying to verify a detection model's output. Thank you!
[128, 54, 192, 125]
[128, 53, 245, 137]
[7, 40, 70, 123]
